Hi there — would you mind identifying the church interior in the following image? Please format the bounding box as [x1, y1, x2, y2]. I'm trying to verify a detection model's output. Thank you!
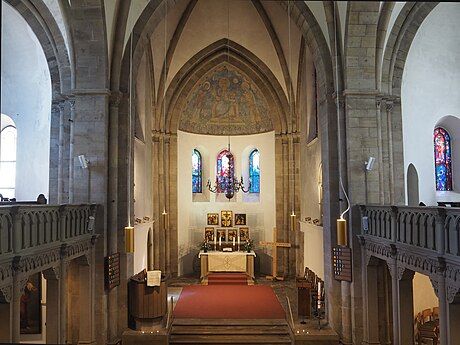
[1, 1, 460, 344]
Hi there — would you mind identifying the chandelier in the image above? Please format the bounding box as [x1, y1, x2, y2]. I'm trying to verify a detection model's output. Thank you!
[206, 143, 250, 200]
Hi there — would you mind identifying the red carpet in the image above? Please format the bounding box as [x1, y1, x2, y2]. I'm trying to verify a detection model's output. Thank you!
[207, 273, 248, 285]
[173, 285, 286, 319]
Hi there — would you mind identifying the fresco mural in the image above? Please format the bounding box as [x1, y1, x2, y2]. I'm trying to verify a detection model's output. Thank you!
[179, 65, 273, 135]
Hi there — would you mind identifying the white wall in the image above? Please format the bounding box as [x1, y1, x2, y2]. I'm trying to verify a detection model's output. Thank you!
[413, 272, 438, 316]
[1, 2, 51, 200]
[177, 130, 276, 275]
[402, 3, 460, 206]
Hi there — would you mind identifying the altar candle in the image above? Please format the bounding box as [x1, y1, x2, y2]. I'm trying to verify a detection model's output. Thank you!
[317, 281, 322, 309]
[214, 234, 217, 248]
[233, 236, 236, 246]
[219, 235, 221, 247]
[237, 234, 240, 245]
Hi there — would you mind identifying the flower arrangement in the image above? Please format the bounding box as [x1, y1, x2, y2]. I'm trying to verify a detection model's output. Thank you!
[200, 240, 210, 252]
[243, 239, 254, 253]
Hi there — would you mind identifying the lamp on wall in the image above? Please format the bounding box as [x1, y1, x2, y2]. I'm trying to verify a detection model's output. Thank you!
[206, 0, 250, 201]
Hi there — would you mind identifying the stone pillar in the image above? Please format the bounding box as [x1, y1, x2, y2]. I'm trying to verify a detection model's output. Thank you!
[446, 285, 460, 344]
[375, 100, 384, 204]
[385, 102, 394, 204]
[43, 267, 60, 343]
[68, 99, 76, 203]
[362, 254, 381, 344]
[387, 254, 400, 345]
[11, 263, 26, 343]
[108, 93, 120, 345]
[399, 270, 414, 344]
[0, 286, 12, 342]
[341, 281, 352, 345]
[58, 102, 66, 204]
[60, 246, 69, 344]
[76, 255, 96, 345]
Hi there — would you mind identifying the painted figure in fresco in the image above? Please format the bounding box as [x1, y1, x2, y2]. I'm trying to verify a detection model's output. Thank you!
[240, 81, 259, 123]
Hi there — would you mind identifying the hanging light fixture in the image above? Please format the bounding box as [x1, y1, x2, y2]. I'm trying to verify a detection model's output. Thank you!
[162, 0, 169, 230]
[125, 32, 134, 253]
[332, 2, 350, 246]
[206, 0, 250, 201]
[287, 0, 297, 232]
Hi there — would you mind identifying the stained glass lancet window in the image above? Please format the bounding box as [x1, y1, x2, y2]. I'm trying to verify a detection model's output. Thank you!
[434, 127, 452, 191]
[192, 149, 202, 193]
[217, 150, 234, 193]
[249, 149, 260, 193]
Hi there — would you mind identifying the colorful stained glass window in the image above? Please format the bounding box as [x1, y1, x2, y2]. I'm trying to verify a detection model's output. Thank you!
[192, 149, 202, 193]
[217, 150, 234, 193]
[249, 149, 260, 193]
[434, 127, 452, 191]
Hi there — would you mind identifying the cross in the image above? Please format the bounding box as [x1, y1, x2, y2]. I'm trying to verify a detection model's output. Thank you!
[260, 226, 291, 281]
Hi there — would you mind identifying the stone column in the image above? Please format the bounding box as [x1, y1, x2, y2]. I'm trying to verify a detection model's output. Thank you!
[375, 100, 384, 204]
[68, 99, 76, 203]
[58, 102, 66, 204]
[11, 257, 25, 343]
[362, 253, 380, 344]
[76, 255, 96, 345]
[385, 102, 394, 204]
[431, 273, 448, 345]
[446, 285, 460, 344]
[399, 270, 414, 344]
[387, 252, 400, 345]
[0, 285, 12, 342]
[43, 267, 60, 343]
[107, 93, 120, 344]
[60, 246, 69, 344]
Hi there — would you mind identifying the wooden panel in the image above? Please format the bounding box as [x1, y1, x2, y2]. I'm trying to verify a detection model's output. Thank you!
[332, 247, 352, 282]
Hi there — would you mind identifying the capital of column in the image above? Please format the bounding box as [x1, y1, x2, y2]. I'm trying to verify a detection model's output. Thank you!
[430, 278, 440, 298]
[68, 99, 76, 110]
[447, 285, 460, 303]
[110, 92, 123, 107]
[386, 103, 393, 113]
[0, 285, 12, 303]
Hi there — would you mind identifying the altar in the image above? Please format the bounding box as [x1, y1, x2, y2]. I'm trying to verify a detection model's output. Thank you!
[198, 251, 256, 279]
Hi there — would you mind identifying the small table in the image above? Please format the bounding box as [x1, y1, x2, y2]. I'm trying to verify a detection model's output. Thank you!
[198, 251, 256, 279]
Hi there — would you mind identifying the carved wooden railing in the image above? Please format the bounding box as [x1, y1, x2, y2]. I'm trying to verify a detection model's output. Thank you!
[360, 205, 460, 259]
[0, 204, 97, 256]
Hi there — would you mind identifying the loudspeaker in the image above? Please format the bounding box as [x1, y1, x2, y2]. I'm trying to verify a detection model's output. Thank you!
[365, 157, 375, 171]
[78, 154, 89, 169]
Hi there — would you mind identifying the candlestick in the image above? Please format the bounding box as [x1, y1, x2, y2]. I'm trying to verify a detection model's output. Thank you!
[317, 281, 322, 309]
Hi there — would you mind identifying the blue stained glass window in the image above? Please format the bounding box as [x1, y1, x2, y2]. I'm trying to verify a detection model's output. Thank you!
[217, 150, 234, 193]
[249, 149, 260, 193]
[192, 149, 202, 193]
[434, 127, 452, 191]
